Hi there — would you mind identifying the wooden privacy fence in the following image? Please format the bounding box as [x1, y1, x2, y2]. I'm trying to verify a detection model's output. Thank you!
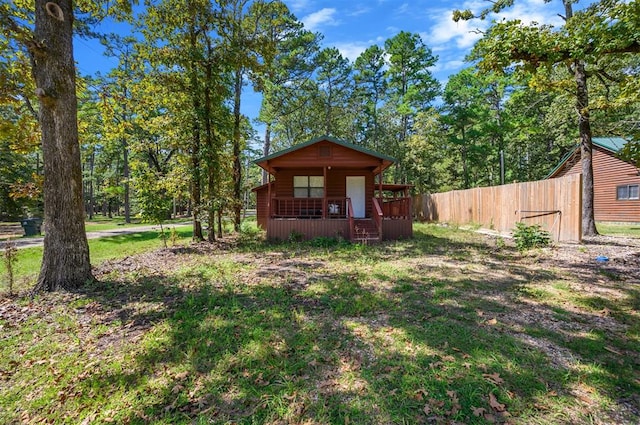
[413, 173, 582, 242]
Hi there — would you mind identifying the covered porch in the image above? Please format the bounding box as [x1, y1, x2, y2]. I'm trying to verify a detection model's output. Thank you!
[255, 182, 412, 242]
[253, 136, 413, 242]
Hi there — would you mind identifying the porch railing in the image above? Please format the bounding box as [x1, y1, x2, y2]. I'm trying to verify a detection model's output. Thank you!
[271, 197, 348, 219]
[372, 197, 383, 240]
[346, 198, 354, 241]
[381, 197, 412, 219]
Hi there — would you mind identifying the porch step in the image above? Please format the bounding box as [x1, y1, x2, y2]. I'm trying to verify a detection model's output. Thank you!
[352, 219, 381, 243]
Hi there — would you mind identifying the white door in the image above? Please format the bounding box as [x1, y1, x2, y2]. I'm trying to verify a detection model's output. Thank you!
[346, 176, 366, 218]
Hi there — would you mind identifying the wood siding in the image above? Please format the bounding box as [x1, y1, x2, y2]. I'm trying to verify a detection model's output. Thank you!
[382, 219, 413, 240]
[553, 147, 640, 222]
[255, 186, 268, 229]
[254, 137, 412, 241]
[266, 140, 385, 171]
[414, 174, 582, 242]
[272, 168, 375, 217]
[267, 219, 350, 241]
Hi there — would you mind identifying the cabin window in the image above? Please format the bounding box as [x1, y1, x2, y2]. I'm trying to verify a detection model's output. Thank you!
[617, 184, 639, 200]
[294, 176, 324, 198]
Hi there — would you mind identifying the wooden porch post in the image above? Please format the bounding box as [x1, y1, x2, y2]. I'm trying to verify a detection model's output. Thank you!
[379, 165, 383, 201]
[323, 166, 327, 219]
[267, 162, 272, 217]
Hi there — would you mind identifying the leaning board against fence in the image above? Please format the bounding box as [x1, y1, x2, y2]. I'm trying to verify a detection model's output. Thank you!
[414, 174, 582, 242]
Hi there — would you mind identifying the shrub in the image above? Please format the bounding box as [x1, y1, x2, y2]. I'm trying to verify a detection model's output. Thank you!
[513, 222, 551, 251]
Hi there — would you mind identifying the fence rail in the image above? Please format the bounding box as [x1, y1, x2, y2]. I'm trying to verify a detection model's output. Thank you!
[413, 173, 582, 242]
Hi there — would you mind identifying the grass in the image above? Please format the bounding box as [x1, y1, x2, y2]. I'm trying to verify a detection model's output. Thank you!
[0, 226, 194, 291]
[1, 223, 638, 424]
[596, 222, 640, 238]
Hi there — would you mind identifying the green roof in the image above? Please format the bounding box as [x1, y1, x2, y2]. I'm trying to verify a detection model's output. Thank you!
[546, 137, 630, 178]
[592, 137, 628, 153]
[254, 135, 397, 164]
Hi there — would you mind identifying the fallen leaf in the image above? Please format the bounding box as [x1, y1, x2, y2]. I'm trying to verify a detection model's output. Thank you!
[423, 405, 431, 415]
[174, 371, 189, 380]
[414, 389, 428, 401]
[486, 318, 498, 326]
[428, 398, 445, 408]
[483, 372, 505, 385]
[483, 413, 497, 423]
[472, 407, 487, 416]
[489, 393, 506, 412]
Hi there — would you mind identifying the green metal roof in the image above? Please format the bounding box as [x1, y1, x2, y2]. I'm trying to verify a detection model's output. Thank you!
[546, 137, 630, 178]
[592, 137, 628, 153]
[254, 135, 397, 164]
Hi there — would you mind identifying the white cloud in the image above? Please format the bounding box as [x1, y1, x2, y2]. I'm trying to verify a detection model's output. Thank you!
[395, 3, 410, 15]
[427, 8, 486, 50]
[347, 6, 371, 17]
[301, 8, 339, 31]
[426, 0, 565, 54]
[333, 41, 369, 62]
[431, 59, 466, 74]
[288, 0, 312, 14]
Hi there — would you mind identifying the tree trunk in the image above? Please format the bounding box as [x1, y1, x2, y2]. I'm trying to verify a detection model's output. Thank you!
[188, 27, 204, 242]
[88, 149, 94, 219]
[563, 0, 597, 237]
[262, 122, 271, 184]
[575, 59, 598, 236]
[122, 132, 130, 223]
[32, 0, 92, 292]
[203, 40, 216, 243]
[232, 67, 243, 232]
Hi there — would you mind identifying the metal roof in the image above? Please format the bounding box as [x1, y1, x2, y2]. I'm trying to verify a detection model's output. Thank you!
[546, 137, 630, 178]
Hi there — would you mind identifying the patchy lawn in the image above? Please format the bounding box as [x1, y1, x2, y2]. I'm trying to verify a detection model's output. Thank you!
[1, 223, 638, 424]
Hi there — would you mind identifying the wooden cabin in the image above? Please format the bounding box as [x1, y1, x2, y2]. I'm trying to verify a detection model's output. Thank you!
[253, 136, 413, 242]
[547, 137, 640, 222]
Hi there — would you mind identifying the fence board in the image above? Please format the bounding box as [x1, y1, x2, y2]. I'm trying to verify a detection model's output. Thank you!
[414, 174, 582, 242]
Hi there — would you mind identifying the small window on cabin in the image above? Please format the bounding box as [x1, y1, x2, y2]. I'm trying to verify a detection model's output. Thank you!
[617, 184, 639, 200]
[319, 146, 331, 157]
[294, 176, 324, 198]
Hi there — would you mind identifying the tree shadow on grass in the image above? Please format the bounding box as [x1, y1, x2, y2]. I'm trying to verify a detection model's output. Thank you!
[28, 225, 638, 424]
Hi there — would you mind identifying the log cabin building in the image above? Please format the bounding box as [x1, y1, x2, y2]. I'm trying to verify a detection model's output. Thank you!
[252, 136, 413, 242]
[547, 137, 639, 222]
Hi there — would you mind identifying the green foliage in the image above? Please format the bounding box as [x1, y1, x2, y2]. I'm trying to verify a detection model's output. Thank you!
[287, 230, 304, 243]
[513, 222, 552, 251]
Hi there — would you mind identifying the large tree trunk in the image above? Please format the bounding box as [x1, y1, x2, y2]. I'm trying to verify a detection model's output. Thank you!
[564, 0, 597, 237]
[32, 0, 92, 292]
[575, 59, 598, 236]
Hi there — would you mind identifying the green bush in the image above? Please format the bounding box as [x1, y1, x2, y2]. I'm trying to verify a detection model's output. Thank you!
[513, 222, 551, 251]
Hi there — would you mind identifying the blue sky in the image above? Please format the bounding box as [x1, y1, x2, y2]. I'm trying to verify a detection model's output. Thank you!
[288, 0, 569, 80]
[74, 0, 573, 131]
